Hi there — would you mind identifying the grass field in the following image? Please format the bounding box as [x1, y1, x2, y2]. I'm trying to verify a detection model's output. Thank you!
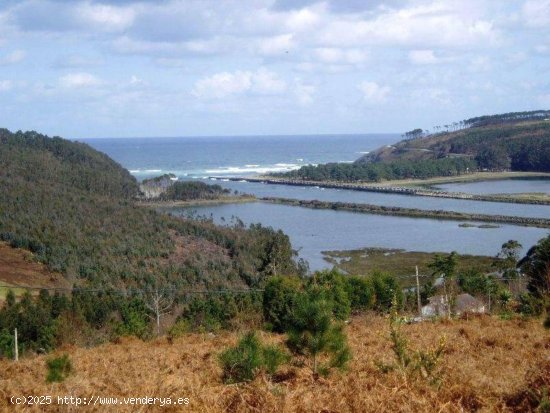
[322, 248, 495, 286]
[0, 314, 548, 412]
[0, 242, 70, 301]
[139, 195, 257, 208]
[368, 171, 550, 188]
[0, 284, 29, 301]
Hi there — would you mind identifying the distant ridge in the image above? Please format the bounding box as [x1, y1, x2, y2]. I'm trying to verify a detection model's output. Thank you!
[279, 111, 550, 182]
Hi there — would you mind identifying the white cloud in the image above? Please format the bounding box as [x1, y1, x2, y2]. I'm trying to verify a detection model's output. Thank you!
[112, 36, 224, 57]
[294, 79, 316, 105]
[59, 73, 102, 88]
[0, 50, 25, 65]
[469, 56, 492, 72]
[0, 80, 12, 92]
[192, 69, 286, 99]
[285, 7, 323, 32]
[535, 42, 550, 54]
[314, 48, 368, 65]
[408, 49, 439, 65]
[522, 0, 550, 28]
[425, 88, 451, 105]
[193, 72, 252, 99]
[257, 34, 294, 56]
[318, 2, 499, 49]
[130, 75, 143, 85]
[75, 2, 136, 32]
[359, 81, 390, 103]
[251, 69, 287, 94]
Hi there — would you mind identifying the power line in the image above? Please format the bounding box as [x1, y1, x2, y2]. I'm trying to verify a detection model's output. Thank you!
[0, 284, 264, 295]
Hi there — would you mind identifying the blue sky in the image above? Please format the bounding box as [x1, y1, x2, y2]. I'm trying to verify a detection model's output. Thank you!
[0, 0, 549, 138]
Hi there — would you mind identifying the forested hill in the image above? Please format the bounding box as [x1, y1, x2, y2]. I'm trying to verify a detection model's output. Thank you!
[0, 128, 300, 291]
[280, 112, 550, 182]
[0, 129, 138, 198]
[357, 115, 550, 170]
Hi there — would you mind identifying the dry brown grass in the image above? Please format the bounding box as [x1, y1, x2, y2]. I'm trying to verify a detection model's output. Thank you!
[1, 315, 548, 412]
[0, 242, 70, 301]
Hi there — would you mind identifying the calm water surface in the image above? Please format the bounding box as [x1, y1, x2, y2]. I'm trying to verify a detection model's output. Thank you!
[434, 178, 550, 195]
[213, 180, 550, 219]
[167, 202, 549, 271]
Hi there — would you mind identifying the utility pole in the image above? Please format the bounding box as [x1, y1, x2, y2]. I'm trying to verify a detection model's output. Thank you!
[415, 266, 422, 317]
[14, 328, 18, 362]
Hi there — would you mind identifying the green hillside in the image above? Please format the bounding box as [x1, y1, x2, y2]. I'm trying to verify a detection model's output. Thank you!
[280, 111, 550, 182]
[0, 129, 300, 290]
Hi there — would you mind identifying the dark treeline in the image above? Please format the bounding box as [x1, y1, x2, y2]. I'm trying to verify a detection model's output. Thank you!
[464, 110, 550, 128]
[280, 157, 476, 182]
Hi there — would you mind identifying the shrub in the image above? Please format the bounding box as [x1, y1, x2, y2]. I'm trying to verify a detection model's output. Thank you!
[262, 276, 303, 332]
[0, 329, 14, 359]
[114, 298, 150, 339]
[382, 296, 446, 384]
[307, 269, 351, 321]
[46, 354, 73, 383]
[371, 272, 403, 312]
[262, 344, 290, 375]
[181, 295, 238, 332]
[344, 275, 374, 311]
[286, 291, 351, 376]
[219, 331, 288, 384]
[167, 319, 190, 340]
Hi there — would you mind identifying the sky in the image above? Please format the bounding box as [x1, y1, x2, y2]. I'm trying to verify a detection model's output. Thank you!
[0, 0, 549, 139]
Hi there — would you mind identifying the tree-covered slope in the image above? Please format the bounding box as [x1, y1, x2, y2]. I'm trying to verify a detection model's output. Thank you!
[280, 112, 550, 182]
[0, 129, 138, 198]
[357, 117, 550, 172]
[0, 129, 299, 290]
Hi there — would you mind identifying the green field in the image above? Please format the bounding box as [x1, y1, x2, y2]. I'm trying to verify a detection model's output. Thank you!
[323, 248, 495, 287]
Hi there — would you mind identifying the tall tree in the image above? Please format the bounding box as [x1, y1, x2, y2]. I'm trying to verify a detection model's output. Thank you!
[428, 252, 458, 317]
[520, 236, 550, 300]
[493, 240, 523, 293]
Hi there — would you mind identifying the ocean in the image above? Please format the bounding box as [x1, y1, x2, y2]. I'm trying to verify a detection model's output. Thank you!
[82, 134, 397, 180]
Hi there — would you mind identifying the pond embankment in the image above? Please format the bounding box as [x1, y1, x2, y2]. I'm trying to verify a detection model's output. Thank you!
[260, 197, 550, 228]
[211, 176, 550, 205]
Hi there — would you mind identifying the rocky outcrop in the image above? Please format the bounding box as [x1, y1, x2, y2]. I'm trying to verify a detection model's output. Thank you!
[139, 173, 178, 199]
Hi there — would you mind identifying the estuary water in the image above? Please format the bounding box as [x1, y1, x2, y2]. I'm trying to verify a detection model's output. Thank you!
[434, 178, 550, 195]
[83, 135, 550, 270]
[208, 180, 550, 219]
[166, 202, 549, 271]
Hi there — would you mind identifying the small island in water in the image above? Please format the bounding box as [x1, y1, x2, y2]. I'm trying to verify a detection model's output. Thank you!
[138, 173, 256, 206]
